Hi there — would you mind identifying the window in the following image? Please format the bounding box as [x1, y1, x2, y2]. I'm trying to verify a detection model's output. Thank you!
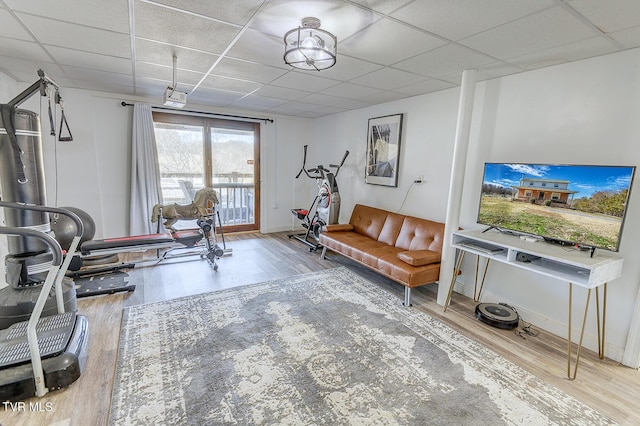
[153, 112, 260, 233]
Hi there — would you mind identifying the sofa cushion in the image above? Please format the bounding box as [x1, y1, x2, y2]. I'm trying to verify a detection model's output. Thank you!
[397, 249, 441, 266]
[377, 211, 405, 246]
[377, 256, 441, 287]
[320, 231, 387, 263]
[394, 217, 444, 252]
[349, 204, 388, 240]
[324, 223, 354, 232]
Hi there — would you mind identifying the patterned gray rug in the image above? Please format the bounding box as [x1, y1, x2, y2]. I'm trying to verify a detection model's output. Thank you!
[109, 267, 613, 425]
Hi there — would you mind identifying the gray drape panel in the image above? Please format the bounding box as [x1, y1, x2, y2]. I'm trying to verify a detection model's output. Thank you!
[129, 102, 162, 235]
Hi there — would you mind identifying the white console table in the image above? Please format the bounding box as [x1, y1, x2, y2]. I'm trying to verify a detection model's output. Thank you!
[444, 229, 624, 379]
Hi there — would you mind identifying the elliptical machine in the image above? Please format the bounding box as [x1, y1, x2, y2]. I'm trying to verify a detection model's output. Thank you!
[288, 145, 349, 251]
[0, 70, 89, 400]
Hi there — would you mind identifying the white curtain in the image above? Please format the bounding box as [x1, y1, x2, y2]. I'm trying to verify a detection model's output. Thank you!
[129, 102, 162, 235]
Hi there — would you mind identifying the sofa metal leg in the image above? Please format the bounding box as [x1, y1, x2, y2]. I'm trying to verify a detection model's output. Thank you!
[403, 287, 412, 307]
[320, 246, 327, 260]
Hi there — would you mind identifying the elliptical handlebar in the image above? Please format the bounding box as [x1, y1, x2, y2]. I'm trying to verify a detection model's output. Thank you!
[294, 145, 349, 180]
[329, 150, 350, 178]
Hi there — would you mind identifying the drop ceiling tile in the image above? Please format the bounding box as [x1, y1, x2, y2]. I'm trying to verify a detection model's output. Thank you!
[459, 6, 598, 60]
[348, 0, 414, 15]
[393, 78, 456, 95]
[290, 110, 325, 119]
[150, 0, 265, 26]
[609, 25, 640, 49]
[298, 93, 350, 107]
[393, 43, 496, 78]
[267, 105, 317, 116]
[134, 39, 219, 74]
[316, 55, 383, 82]
[0, 37, 51, 62]
[360, 90, 408, 104]
[569, 0, 640, 33]
[250, 0, 379, 41]
[333, 99, 375, 110]
[213, 58, 288, 84]
[349, 67, 425, 90]
[253, 85, 311, 101]
[474, 62, 525, 81]
[509, 36, 619, 71]
[61, 66, 134, 87]
[0, 56, 63, 82]
[71, 79, 135, 95]
[269, 71, 339, 92]
[313, 105, 348, 116]
[231, 94, 288, 109]
[135, 62, 205, 87]
[135, 1, 240, 54]
[186, 87, 247, 106]
[5, 0, 130, 33]
[226, 29, 290, 69]
[340, 18, 447, 65]
[46, 46, 132, 75]
[322, 82, 382, 99]
[18, 14, 131, 58]
[200, 74, 262, 94]
[391, 0, 556, 41]
[272, 100, 323, 113]
[0, 9, 34, 41]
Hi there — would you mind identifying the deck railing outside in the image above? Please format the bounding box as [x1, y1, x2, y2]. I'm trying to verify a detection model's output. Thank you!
[160, 173, 254, 226]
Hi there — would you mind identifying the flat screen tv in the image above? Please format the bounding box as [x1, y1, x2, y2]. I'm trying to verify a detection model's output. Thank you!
[478, 163, 636, 252]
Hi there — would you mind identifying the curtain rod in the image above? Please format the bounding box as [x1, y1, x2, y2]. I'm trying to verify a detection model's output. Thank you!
[120, 101, 274, 123]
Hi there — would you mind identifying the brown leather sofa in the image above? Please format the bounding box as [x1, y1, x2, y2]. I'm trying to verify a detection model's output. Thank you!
[319, 204, 445, 306]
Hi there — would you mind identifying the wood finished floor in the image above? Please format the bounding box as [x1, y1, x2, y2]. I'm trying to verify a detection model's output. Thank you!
[0, 231, 638, 426]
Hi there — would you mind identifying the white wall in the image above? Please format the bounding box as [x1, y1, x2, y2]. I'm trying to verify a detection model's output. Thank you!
[0, 71, 19, 288]
[312, 47, 640, 364]
[311, 88, 460, 224]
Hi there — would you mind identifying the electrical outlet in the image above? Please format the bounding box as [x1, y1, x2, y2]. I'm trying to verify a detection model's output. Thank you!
[414, 175, 424, 183]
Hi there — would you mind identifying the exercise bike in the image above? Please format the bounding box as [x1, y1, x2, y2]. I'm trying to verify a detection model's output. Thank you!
[288, 145, 349, 251]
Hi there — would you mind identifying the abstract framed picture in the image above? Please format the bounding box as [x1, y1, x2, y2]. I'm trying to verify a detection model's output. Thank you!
[365, 113, 403, 187]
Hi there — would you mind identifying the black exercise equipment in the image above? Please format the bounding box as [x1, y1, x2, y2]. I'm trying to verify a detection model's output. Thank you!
[79, 210, 227, 271]
[0, 70, 88, 401]
[0, 206, 88, 401]
[288, 145, 349, 251]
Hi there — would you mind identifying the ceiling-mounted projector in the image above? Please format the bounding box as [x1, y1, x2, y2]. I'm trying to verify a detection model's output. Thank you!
[163, 87, 187, 108]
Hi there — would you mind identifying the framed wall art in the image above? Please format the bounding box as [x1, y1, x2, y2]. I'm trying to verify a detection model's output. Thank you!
[365, 113, 403, 187]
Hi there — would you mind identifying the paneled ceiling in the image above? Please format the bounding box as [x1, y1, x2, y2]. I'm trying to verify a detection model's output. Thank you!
[1, 0, 640, 118]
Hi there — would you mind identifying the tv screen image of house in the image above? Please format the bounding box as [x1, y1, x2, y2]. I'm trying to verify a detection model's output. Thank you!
[478, 163, 636, 251]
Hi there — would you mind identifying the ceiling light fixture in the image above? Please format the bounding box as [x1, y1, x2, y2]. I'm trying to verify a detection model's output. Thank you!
[284, 17, 337, 71]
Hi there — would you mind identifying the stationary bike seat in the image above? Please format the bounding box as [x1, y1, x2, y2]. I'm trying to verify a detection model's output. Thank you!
[291, 209, 308, 219]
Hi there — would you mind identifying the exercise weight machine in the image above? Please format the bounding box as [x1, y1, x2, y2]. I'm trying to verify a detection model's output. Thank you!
[289, 145, 349, 251]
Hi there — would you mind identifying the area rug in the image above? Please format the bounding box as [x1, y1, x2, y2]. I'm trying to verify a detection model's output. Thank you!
[108, 267, 613, 425]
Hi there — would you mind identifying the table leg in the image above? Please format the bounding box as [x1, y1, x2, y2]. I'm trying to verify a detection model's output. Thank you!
[567, 283, 607, 380]
[444, 249, 465, 312]
[474, 256, 491, 302]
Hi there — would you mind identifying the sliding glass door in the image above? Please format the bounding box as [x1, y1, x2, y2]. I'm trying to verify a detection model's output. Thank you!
[153, 112, 260, 232]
